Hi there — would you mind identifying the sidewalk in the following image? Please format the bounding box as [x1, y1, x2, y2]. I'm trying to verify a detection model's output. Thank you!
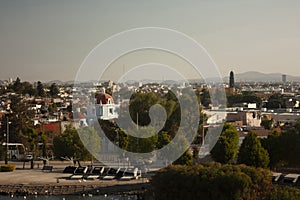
[0, 168, 149, 195]
[0, 160, 150, 195]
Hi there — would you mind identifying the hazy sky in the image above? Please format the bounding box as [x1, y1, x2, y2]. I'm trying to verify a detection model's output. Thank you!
[1, 0, 300, 82]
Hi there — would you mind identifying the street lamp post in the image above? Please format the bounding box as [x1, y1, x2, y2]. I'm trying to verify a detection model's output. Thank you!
[5, 117, 11, 164]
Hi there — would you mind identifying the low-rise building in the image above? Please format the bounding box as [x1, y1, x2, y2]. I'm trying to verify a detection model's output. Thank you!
[227, 110, 262, 127]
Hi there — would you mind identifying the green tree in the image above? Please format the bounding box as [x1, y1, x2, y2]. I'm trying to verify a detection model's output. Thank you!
[4, 95, 35, 143]
[289, 119, 300, 134]
[173, 150, 193, 165]
[0, 86, 6, 95]
[277, 132, 300, 167]
[27, 127, 38, 154]
[129, 92, 160, 126]
[126, 90, 181, 136]
[117, 129, 129, 150]
[267, 93, 286, 109]
[53, 125, 95, 161]
[227, 94, 243, 107]
[261, 130, 282, 169]
[49, 83, 59, 97]
[262, 121, 300, 168]
[98, 120, 118, 143]
[227, 92, 262, 107]
[13, 77, 22, 93]
[238, 131, 270, 168]
[261, 115, 274, 130]
[22, 81, 37, 96]
[163, 134, 191, 166]
[157, 131, 171, 149]
[37, 81, 45, 97]
[77, 126, 101, 160]
[26, 127, 47, 158]
[211, 123, 239, 164]
[199, 89, 211, 107]
[242, 91, 262, 107]
[126, 126, 158, 154]
[47, 103, 57, 114]
[0, 145, 5, 160]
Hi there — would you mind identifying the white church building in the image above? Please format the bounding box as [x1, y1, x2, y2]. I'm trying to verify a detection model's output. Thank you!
[95, 92, 118, 120]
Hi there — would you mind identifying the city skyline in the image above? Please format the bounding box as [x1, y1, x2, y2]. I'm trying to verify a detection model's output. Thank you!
[1, 0, 300, 82]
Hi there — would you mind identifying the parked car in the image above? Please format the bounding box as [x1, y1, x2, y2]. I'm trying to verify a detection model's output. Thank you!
[26, 155, 33, 161]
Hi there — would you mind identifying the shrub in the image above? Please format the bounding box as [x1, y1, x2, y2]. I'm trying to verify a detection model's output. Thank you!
[151, 163, 300, 200]
[269, 185, 300, 200]
[0, 164, 16, 172]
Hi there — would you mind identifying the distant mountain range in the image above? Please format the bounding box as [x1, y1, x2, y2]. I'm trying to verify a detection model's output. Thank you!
[46, 80, 75, 85]
[224, 71, 300, 82]
[45, 71, 300, 85]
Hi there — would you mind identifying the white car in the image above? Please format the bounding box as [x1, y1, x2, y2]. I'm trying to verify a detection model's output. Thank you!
[26, 155, 33, 160]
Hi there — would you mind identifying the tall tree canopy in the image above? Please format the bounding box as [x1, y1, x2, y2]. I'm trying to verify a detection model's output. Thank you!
[49, 83, 59, 96]
[238, 131, 270, 168]
[37, 81, 45, 97]
[53, 125, 99, 161]
[211, 123, 239, 164]
[262, 121, 300, 168]
[4, 95, 35, 143]
[266, 93, 286, 109]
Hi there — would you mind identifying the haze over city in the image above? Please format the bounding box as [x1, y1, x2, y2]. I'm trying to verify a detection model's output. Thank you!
[3, 2, 300, 199]
[1, 0, 300, 82]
